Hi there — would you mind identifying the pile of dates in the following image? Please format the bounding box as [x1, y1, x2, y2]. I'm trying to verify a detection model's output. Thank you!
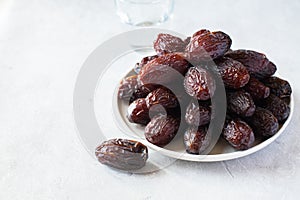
[118, 29, 292, 154]
[96, 29, 292, 170]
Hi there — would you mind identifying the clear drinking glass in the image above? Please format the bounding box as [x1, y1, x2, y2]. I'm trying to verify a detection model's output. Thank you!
[115, 0, 174, 26]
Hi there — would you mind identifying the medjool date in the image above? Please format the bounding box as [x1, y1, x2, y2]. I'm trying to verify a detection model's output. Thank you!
[184, 126, 211, 154]
[225, 50, 277, 79]
[145, 115, 180, 147]
[227, 90, 256, 117]
[154, 33, 185, 55]
[95, 139, 148, 170]
[146, 87, 179, 109]
[134, 55, 159, 74]
[127, 98, 150, 125]
[184, 67, 216, 100]
[185, 30, 232, 63]
[215, 57, 250, 89]
[244, 77, 270, 101]
[130, 83, 159, 103]
[262, 76, 292, 98]
[139, 53, 189, 85]
[118, 75, 139, 100]
[222, 119, 255, 150]
[260, 94, 290, 122]
[185, 100, 211, 126]
[247, 107, 279, 137]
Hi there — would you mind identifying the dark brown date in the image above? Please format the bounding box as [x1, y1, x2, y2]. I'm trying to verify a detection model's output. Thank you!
[225, 50, 277, 79]
[215, 57, 250, 89]
[247, 107, 279, 137]
[260, 94, 290, 122]
[184, 67, 216, 100]
[134, 55, 159, 74]
[154, 33, 185, 55]
[244, 77, 270, 101]
[184, 126, 211, 154]
[185, 30, 232, 63]
[222, 119, 255, 150]
[127, 98, 150, 125]
[95, 139, 148, 170]
[192, 29, 210, 37]
[145, 115, 180, 147]
[262, 76, 292, 98]
[118, 75, 139, 100]
[227, 90, 256, 117]
[185, 100, 211, 126]
[149, 105, 181, 119]
[146, 87, 179, 109]
[139, 53, 189, 85]
[130, 83, 159, 103]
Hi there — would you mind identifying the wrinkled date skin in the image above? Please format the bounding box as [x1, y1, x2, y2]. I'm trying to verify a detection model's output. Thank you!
[247, 107, 279, 137]
[130, 83, 160, 103]
[227, 90, 256, 117]
[184, 67, 216, 100]
[145, 115, 180, 147]
[215, 57, 250, 89]
[95, 139, 148, 171]
[244, 77, 270, 101]
[134, 55, 159, 74]
[127, 98, 150, 125]
[154, 33, 186, 55]
[185, 29, 232, 63]
[139, 53, 189, 85]
[185, 100, 211, 126]
[222, 119, 255, 150]
[225, 50, 277, 79]
[184, 126, 211, 154]
[118, 75, 139, 100]
[146, 87, 179, 110]
[262, 76, 292, 98]
[192, 29, 210, 37]
[260, 94, 290, 122]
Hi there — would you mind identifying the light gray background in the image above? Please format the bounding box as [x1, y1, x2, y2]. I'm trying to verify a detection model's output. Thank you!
[0, 0, 300, 199]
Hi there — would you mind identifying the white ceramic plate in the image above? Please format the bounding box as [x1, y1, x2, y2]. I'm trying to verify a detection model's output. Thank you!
[75, 28, 293, 165]
[93, 48, 294, 162]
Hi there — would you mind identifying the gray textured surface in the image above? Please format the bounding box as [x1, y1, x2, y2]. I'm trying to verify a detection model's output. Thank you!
[0, 0, 300, 199]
